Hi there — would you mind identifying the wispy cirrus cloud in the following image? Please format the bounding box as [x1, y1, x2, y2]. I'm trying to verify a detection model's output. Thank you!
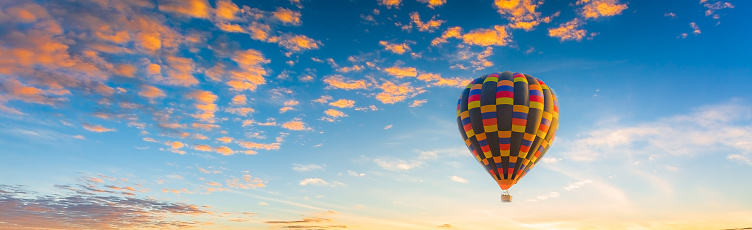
[559, 100, 752, 163]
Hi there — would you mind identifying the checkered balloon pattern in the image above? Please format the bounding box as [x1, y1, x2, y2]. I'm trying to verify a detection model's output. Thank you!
[456, 71, 559, 190]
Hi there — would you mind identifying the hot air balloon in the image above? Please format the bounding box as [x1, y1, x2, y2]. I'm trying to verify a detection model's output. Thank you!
[456, 71, 559, 202]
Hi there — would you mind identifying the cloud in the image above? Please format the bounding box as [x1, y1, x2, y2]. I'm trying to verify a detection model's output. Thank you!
[416, 73, 470, 88]
[559, 101, 752, 162]
[188, 90, 218, 123]
[375, 159, 423, 171]
[82, 123, 115, 132]
[0, 184, 210, 229]
[727, 154, 752, 166]
[535, 191, 560, 201]
[563, 180, 593, 191]
[690, 22, 701, 35]
[299, 178, 338, 186]
[417, 0, 446, 9]
[409, 99, 427, 107]
[322, 109, 347, 122]
[227, 49, 269, 91]
[238, 140, 281, 150]
[384, 124, 393, 129]
[431, 26, 462, 46]
[157, 0, 211, 18]
[0, 79, 69, 106]
[461, 25, 511, 46]
[494, 0, 557, 31]
[329, 99, 355, 108]
[215, 146, 234, 155]
[138, 85, 165, 99]
[703, 1, 734, 20]
[231, 95, 247, 105]
[450, 176, 468, 183]
[259, 201, 269, 206]
[217, 137, 233, 143]
[376, 81, 424, 104]
[167, 141, 184, 149]
[323, 75, 368, 90]
[293, 164, 325, 172]
[379, 0, 401, 9]
[268, 33, 322, 53]
[273, 8, 301, 25]
[384, 66, 418, 78]
[577, 0, 628, 19]
[194, 144, 212, 152]
[548, 18, 590, 41]
[407, 12, 444, 32]
[282, 119, 311, 131]
[336, 65, 364, 73]
[379, 41, 411, 54]
[226, 175, 266, 189]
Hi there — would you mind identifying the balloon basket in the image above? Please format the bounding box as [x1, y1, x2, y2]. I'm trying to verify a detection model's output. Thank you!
[501, 190, 512, 203]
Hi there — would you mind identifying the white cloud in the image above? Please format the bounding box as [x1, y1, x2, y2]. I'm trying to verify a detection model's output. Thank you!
[259, 201, 269, 206]
[727, 154, 752, 166]
[535, 192, 560, 201]
[560, 101, 752, 162]
[450, 176, 467, 183]
[347, 170, 366, 177]
[292, 163, 325, 172]
[299, 178, 328, 186]
[375, 159, 423, 171]
[298, 178, 344, 187]
[563, 179, 593, 191]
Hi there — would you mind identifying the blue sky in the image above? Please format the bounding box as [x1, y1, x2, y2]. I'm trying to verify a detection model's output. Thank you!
[1, 0, 751, 229]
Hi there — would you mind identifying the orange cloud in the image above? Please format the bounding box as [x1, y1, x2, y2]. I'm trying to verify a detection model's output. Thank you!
[164, 56, 199, 86]
[577, 0, 628, 19]
[282, 120, 310, 131]
[0, 79, 68, 106]
[329, 99, 355, 108]
[274, 8, 301, 25]
[138, 85, 165, 99]
[471, 47, 494, 70]
[217, 137, 233, 143]
[321, 109, 346, 122]
[228, 49, 269, 91]
[194, 145, 212, 152]
[157, 0, 211, 18]
[548, 18, 588, 41]
[231, 95, 247, 105]
[431, 26, 462, 46]
[226, 107, 255, 116]
[384, 66, 418, 78]
[167, 141, 184, 149]
[323, 75, 367, 90]
[462, 25, 511, 46]
[410, 99, 428, 107]
[336, 65, 364, 73]
[238, 141, 281, 150]
[215, 0, 240, 20]
[188, 90, 218, 123]
[409, 12, 444, 32]
[376, 81, 425, 104]
[82, 123, 116, 132]
[313, 95, 333, 103]
[268, 34, 321, 53]
[215, 146, 234, 155]
[379, 0, 402, 8]
[379, 41, 411, 54]
[418, 0, 446, 8]
[494, 0, 558, 31]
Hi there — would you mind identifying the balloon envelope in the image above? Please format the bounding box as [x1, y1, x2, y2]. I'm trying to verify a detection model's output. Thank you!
[456, 71, 559, 190]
